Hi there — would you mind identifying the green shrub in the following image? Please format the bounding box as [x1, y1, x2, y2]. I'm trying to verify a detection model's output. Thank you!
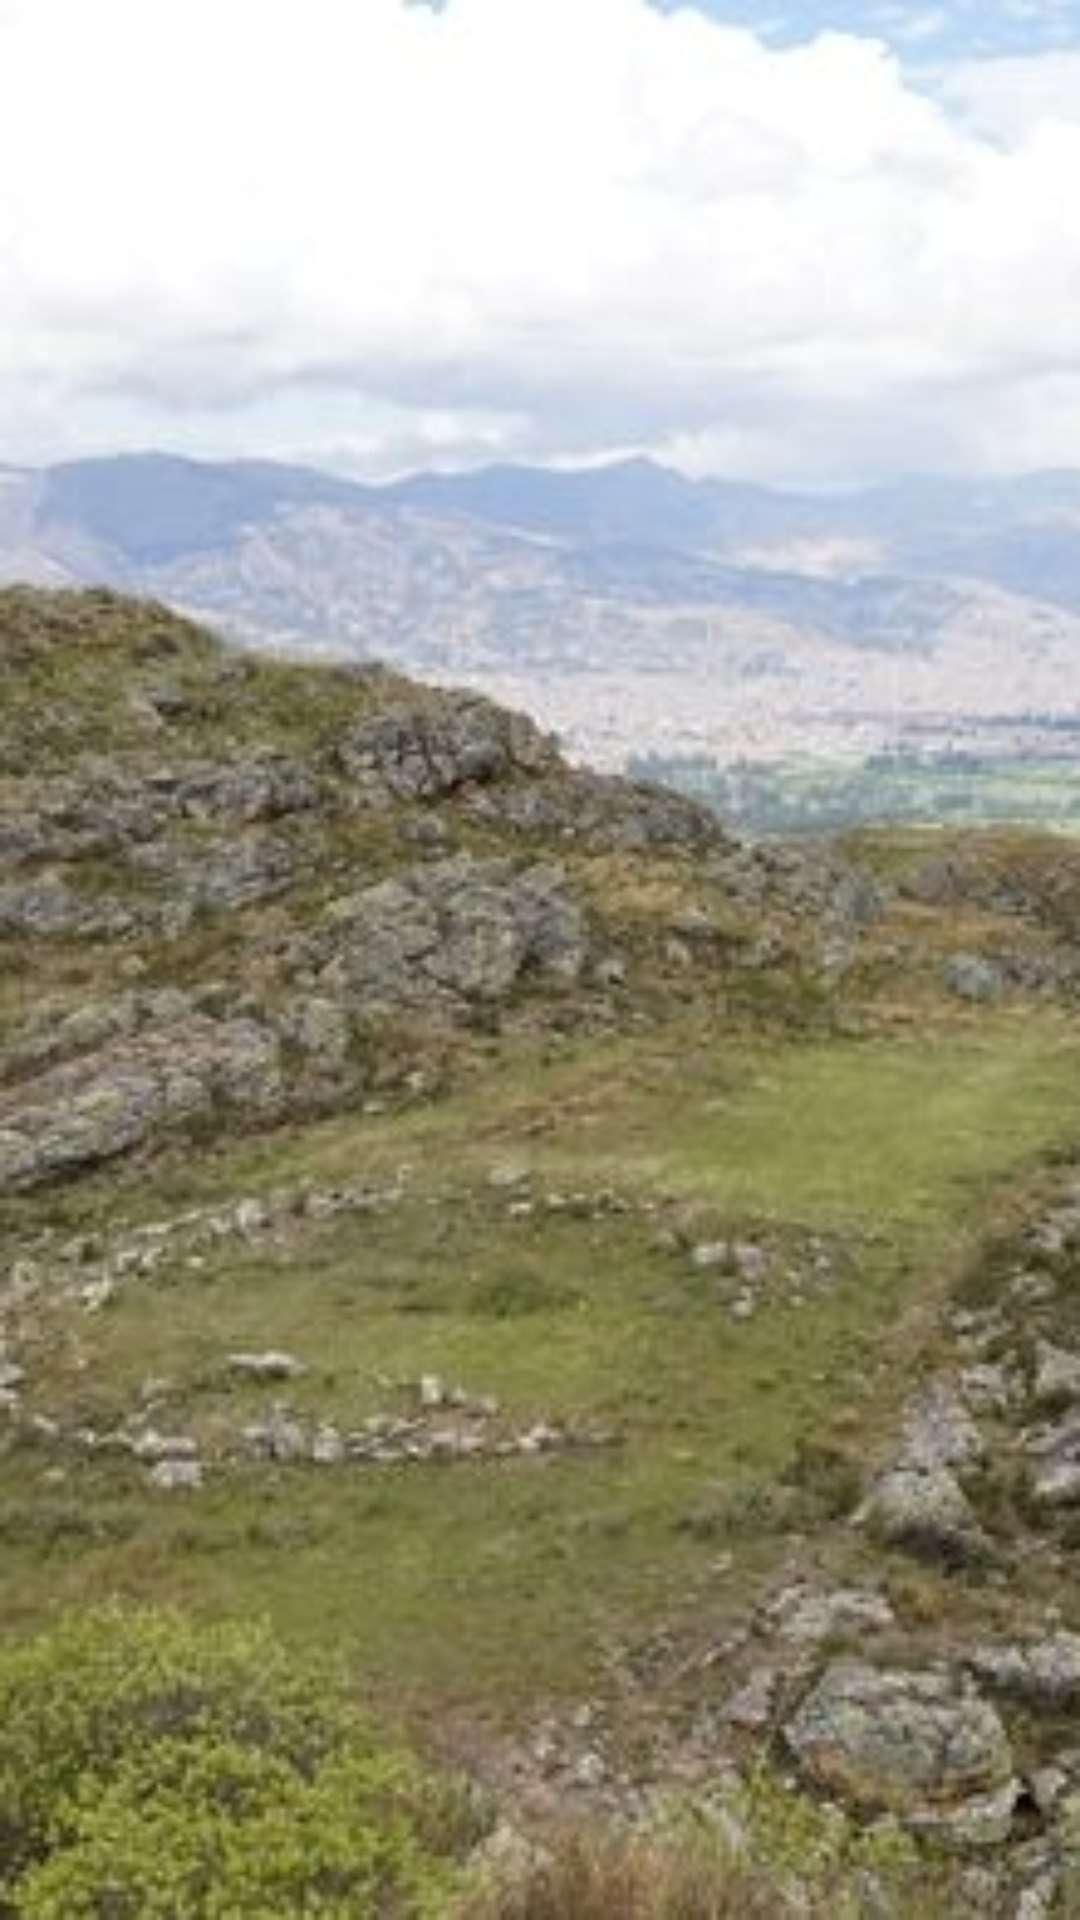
[0, 1606, 475, 1917]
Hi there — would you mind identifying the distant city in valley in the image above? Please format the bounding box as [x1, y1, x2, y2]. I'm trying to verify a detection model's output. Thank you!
[5, 449, 1080, 829]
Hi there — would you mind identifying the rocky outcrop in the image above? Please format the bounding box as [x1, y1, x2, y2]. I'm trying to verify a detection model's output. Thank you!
[463, 765, 731, 855]
[857, 1377, 993, 1566]
[0, 872, 134, 940]
[127, 830, 296, 918]
[0, 1003, 282, 1192]
[860, 1462, 993, 1567]
[302, 856, 591, 1013]
[0, 755, 322, 872]
[336, 693, 558, 802]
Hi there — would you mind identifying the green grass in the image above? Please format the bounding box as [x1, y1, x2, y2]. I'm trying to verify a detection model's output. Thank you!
[4, 1006, 1080, 1728]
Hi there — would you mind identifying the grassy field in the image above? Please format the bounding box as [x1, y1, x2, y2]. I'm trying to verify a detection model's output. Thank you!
[635, 748, 1080, 837]
[4, 1005, 1080, 1735]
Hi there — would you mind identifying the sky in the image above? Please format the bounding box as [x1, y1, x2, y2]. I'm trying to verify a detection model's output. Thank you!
[2, 0, 1080, 485]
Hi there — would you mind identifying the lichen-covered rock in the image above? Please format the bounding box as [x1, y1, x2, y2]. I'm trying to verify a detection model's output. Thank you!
[943, 954, 1006, 1003]
[785, 1661, 1014, 1818]
[128, 829, 295, 915]
[859, 1463, 993, 1567]
[0, 1012, 283, 1193]
[310, 856, 590, 1013]
[464, 765, 729, 854]
[227, 1351, 306, 1382]
[764, 1583, 895, 1647]
[0, 872, 134, 941]
[969, 1636, 1080, 1712]
[899, 1378, 985, 1471]
[1024, 1410, 1080, 1507]
[1033, 1341, 1080, 1409]
[336, 694, 557, 803]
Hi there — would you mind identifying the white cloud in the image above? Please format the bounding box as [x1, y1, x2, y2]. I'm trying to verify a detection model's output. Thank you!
[2, 0, 1080, 480]
[941, 47, 1080, 139]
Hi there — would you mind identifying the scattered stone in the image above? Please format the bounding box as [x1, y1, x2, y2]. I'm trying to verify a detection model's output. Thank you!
[732, 1242, 770, 1283]
[690, 1242, 728, 1271]
[722, 1666, 781, 1732]
[227, 1351, 306, 1382]
[148, 1458, 203, 1491]
[959, 1364, 1018, 1416]
[488, 1163, 530, 1192]
[1010, 1271, 1058, 1307]
[311, 1424, 346, 1466]
[570, 1751, 607, 1790]
[1024, 1410, 1080, 1507]
[765, 1584, 895, 1647]
[243, 1410, 308, 1463]
[1032, 1341, 1080, 1409]
[131, 1430, 199, 1463]
[1029, 1766, 1069, 1817]
[943, 954, 1006, 1004]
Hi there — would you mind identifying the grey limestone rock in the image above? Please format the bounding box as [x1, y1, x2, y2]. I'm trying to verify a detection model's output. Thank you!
[860, 1463, 993, 1567]
[1032, 1341, 1080, 1409]
[148, 1458, 203, 1491]
[336, 694, 556, 804]
[1024, 1409, 1080, 1507]
[0, 1011, 283, 1193]
[128, 829, 295, 916]
[227, 1351, 306, 1382]
[898, 1378, 985, 1471]
[765, 1584, 896, 1647]
[0, 872, 134, 941]
[785, 1661, 1014, 1819]
[314, 856, 589, 1014]
[943, 953, 1006, 1004]
[968, 1636, 1080, 1712]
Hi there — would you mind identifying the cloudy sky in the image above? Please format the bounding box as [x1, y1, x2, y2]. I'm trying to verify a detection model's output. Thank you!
[2, 0, 1080, 484]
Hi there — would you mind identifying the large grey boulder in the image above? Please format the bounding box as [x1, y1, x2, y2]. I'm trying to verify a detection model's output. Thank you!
[336, 695, 555, 804]
[0, 1012, 282, 1193]
[860, 1463, 993, 1567]
[314, 857, 589, 1013]
[785, 1661, 1014, 1819]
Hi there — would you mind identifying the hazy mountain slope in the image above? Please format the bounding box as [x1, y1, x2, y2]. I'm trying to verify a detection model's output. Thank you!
[4, 453, 1080, 768]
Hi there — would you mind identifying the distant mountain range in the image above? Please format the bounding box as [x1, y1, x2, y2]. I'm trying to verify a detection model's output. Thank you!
[4, 451, 1080, 766]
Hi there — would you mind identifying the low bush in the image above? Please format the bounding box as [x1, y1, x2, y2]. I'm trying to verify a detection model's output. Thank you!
[0, 1606, 478, 1917]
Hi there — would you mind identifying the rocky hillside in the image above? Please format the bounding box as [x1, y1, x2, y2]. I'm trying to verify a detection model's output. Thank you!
[10, 590, 1080, 1912]
[0, 585, 897, 1201]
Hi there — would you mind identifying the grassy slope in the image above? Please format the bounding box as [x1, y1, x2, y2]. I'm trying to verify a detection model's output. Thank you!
[3, 1004, 1078, 1733]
